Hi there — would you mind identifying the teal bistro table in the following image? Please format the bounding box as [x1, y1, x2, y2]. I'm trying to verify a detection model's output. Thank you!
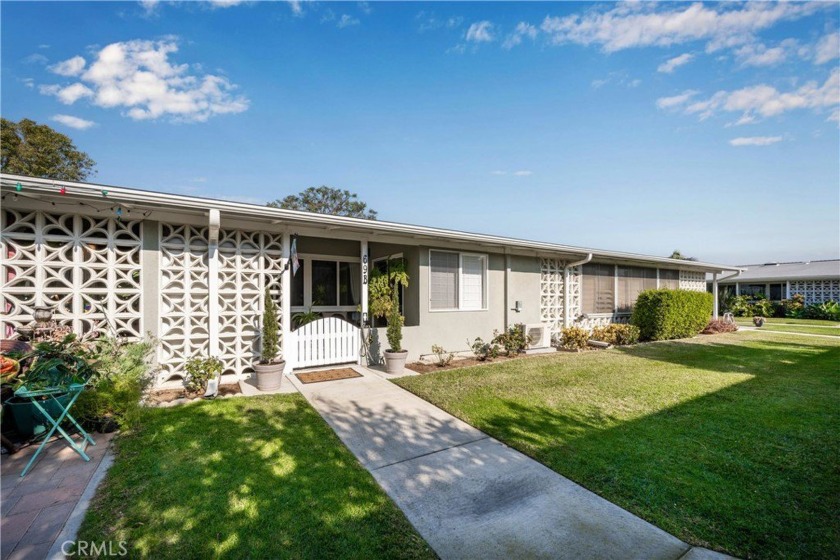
[13, 383, 96, 477]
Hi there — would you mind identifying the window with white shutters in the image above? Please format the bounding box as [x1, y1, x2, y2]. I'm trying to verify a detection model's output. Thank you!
[429, 250, 487, 311]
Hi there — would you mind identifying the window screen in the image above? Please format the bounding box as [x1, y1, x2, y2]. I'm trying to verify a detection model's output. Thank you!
[460, 255, 486, 310]
[582, 263, 615, 314]
[659, 269, 680, 290]
[430, 251, 459, 310]
[769, 283, 784, 300]
[617, 266, 657, 312]
[290, 259, 305, 307]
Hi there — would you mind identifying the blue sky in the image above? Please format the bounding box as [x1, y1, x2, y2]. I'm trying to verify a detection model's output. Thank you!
[2, 1, 838, 264]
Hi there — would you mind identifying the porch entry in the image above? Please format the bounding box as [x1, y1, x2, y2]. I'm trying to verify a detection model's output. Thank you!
[286, 252, 365, 369]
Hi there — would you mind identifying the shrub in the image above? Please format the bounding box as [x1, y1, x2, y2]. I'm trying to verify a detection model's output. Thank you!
[75, 337, 156, 430]
[431, 344, 453, 367]
[468, 337, 500, 361]
[801, 301, 840, 321]
[560, 326, 589, 351]
[492, 324, 531, 355]
[591, 324, 640, 345]
[723, 295, 752, 317]
[783, 294, 805, 318]
[386, 289, 404, 352]
[631, 289, 713, 341]
[702, 320, 739, 334]
[184, 356, 223, 393]
[750, 299, 774, 318]
[260, 288, 280, 363]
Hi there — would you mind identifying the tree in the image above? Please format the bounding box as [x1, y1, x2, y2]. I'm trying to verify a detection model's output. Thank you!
[669, 250, 698, 262]
[1, 118, 96, 181]
[268, 186, 377, 219]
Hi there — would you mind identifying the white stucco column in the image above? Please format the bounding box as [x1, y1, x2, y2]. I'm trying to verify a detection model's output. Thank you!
[207, 209, 221, 358]
[281, 232, 294, 374]
[712, 272, 719, 319]
[786, 280, 791, 299]
[360, 239, 369, 365]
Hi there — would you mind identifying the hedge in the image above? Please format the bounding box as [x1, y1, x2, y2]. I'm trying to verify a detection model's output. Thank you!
[631, 289, 714, 341]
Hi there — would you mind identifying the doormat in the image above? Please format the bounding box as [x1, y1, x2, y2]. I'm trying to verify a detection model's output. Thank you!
[296, 368, 363, 384]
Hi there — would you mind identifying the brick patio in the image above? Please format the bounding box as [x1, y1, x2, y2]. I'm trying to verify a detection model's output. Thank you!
[1, 432, 114, 560]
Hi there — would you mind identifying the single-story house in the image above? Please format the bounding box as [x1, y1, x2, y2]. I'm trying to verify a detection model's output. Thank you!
[708, 260, 840, 304]
[1, 174, 739, 385]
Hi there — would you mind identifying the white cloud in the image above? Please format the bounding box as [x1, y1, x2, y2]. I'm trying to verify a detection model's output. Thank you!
[52, 114, 96, 130]
[729, 136, 783, 146]
[814, 32, 840, 64]
[539, 2, 827, 53]
[19, 78, 34, 89]
[656, 90, 699, 110]
[466, 21, 495, 43]
[593, 72, 643, 90]
[138, 0, 158, 15]
[682, 68, 839, 122]
[49, 56, 86, 77]
[502, 22, 538, 50]
[287, 0, 303, 17]
[358, 2, 371, 15]
[337, 14, 360, 28]
[23, 53, 49, 65]
[514, 170, 533, 176]
[39, 39, 249, 123]
[491, 170, 506, 175]
[734, 40, 796, 67]
[657, 53, 694, 73]
[40, 83, 94, 104]
[208, 0, 246, 7]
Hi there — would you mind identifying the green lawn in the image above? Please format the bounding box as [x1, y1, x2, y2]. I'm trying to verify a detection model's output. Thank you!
[734, 317, 840, 327]
[739, 324, 840, 337]
[78, 394, 435, 559]
[395, 332, 840, 559]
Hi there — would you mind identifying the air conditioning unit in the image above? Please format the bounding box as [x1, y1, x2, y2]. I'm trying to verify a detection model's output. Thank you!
[523, 323, 551, 349]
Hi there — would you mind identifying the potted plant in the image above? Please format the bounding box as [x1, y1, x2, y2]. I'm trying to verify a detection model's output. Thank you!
[383, 289, 408, 374]
[753, 316, 765, 327]
[254, 288, 284, 390]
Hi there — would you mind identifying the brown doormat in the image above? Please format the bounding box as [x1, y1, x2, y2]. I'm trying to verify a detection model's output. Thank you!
[296, 368, 363, 384]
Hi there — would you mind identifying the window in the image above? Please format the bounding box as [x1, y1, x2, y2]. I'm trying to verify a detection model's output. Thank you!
[740, 284, 766, 297]
[659, 269, 680, 290]
[339, 262, 361, 306]
[617, 266, 657, 312]
[429, 250, 487, 311]
[769, 283, 785, 301]
[290, 259, 305, 307]
[372, 256, 406, 326]
[311, 260, 338, 306]
[582, 263, 615, 314]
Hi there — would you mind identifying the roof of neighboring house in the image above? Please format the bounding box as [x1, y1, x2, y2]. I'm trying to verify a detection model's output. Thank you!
[0, 173, 741, 273]
[711, 260, 840, 283]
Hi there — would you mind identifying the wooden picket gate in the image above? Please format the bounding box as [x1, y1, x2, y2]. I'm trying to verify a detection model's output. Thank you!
[291, 317, 361, 368]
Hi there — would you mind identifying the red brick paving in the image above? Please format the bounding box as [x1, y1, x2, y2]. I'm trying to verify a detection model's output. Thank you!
[1, 432, 114, 560]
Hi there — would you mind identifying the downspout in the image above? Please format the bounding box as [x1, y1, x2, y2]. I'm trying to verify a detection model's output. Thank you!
[563, 253, 593, 328]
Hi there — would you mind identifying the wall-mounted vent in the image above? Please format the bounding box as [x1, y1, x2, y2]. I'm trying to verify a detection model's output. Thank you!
[524, 323, 551, 349]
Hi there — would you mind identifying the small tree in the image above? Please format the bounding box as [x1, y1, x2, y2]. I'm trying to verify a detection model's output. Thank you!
[261, 288, 280, 363]
[268, 186, 377, 219]
[1, 118, 96, 181]
[386, 288, 404, 352]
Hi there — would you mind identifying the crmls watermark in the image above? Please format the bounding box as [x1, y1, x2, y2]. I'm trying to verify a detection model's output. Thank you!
[62, 540, 128, 557]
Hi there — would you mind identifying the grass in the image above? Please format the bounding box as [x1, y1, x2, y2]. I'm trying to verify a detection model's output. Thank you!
[395, 332, 840, 559]
[78, 394, 435, 559]
[741, 324, 840, 336]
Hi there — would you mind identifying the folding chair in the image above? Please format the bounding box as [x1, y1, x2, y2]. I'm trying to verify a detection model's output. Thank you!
[13, 382, 96, 477]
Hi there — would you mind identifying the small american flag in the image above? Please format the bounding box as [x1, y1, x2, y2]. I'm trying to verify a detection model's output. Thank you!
[291, 237, 300, 276]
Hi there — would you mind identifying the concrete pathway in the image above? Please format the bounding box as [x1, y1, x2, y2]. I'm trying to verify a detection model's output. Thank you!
[1, 432, 115, 560]
[291, 367, 733, 560]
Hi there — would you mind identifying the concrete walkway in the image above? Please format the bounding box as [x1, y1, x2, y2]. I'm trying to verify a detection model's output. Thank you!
[291, 367, 733, 560]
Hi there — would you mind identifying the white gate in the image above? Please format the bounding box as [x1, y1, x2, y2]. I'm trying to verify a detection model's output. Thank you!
[291, 317, 361, 368]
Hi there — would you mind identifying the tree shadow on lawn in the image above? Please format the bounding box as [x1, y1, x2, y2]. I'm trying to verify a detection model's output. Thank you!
[471, 335, 840, 559]
[77, 394, 436, 560]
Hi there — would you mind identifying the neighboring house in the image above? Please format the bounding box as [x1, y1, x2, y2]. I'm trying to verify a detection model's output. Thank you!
[709, 260, 840, 304]
[1, 174, 739, 385]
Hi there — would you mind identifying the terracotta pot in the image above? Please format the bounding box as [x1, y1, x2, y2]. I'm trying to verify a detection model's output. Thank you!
[254, 361, 285, 391]
[384, 350, 408, 375]
[753, 317, 765, 327]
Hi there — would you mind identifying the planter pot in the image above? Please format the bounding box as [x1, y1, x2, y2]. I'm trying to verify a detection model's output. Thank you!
[384, 350, 408, 375]
[753, 317, 766, 327]
[254, 361, 285, 391]
[6, 393, 70, 439]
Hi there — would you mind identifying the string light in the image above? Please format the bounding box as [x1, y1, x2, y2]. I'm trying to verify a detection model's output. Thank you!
[101, 190, 108, 197]
[15, 182, 22, 192]
[59, 186, 67, 195]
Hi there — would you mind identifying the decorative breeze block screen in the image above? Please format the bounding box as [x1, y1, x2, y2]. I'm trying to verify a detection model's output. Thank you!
[789, 280, 840, 304]
[1, 210, 143, 339]
[679, 270, 707, 292]
[217, 229, 283, 377]
[539, 258, 565, 332]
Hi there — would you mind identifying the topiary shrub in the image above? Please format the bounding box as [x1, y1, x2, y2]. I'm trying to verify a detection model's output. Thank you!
[631, 289, 713, 341]
[591, 324, 640, 345]
[560, 326, 589, 351]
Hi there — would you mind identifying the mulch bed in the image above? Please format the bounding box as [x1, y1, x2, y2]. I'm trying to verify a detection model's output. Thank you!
[407, 354, 523, 374]
[296, 368, 362, 384]
[146, 384, 241, 405]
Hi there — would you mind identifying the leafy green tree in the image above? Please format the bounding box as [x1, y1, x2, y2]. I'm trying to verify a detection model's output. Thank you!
[669, 250, 697, 261]
[1, 118, 96, 181]
[268, 186, 377, 219]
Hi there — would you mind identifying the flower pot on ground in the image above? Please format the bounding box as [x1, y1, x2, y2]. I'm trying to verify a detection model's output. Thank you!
[255, 288, 285, 391]
[753, 316, 766, 327]
[383, 288, 407, 375]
